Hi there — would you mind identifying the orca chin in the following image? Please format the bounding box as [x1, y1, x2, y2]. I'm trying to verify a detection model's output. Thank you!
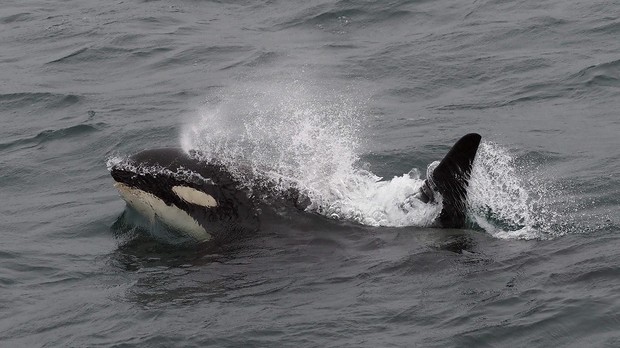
[109, 133, 481, 241]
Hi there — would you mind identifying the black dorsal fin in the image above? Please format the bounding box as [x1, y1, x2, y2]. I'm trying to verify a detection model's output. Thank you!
[420, 133, 481, 228]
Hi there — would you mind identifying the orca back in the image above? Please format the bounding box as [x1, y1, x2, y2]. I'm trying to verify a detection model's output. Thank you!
[422, 133, 481, 228]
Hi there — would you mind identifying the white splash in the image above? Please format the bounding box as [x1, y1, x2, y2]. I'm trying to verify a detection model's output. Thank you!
[467, 142, 566, 240]
[181, 81, 441, 227]
[107, 155, 214, 185]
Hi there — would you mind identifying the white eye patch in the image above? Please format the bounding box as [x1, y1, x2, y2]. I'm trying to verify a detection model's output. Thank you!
[172, 186, 218, 207]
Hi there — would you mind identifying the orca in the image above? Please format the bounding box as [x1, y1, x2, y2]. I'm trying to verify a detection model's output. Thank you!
[109, 133, 481, 241]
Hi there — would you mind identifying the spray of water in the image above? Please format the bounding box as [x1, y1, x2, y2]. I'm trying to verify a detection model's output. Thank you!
[177, 81, 573, 239]
[181, 81, 442, 227]
[467, 142, 568, 240]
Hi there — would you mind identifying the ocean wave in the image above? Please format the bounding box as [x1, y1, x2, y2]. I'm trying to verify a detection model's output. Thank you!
[47, 46, 132, 64]
[0, 92, 82, 111]
[0, 124, 103, 151]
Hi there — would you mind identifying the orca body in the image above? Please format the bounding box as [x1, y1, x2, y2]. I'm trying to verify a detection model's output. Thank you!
[109, 133, 481, 241]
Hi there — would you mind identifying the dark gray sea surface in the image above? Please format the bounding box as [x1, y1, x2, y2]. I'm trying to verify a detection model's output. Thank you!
[1, 0, 619, 346]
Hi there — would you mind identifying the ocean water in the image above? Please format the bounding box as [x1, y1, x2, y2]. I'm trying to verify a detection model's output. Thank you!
[1, 0, 619, 346]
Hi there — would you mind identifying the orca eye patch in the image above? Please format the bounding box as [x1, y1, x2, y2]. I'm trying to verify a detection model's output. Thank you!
[172, 186, 218, 207]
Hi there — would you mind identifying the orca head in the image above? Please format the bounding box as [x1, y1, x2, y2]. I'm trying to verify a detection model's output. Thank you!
[110, 148, 259, 242]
